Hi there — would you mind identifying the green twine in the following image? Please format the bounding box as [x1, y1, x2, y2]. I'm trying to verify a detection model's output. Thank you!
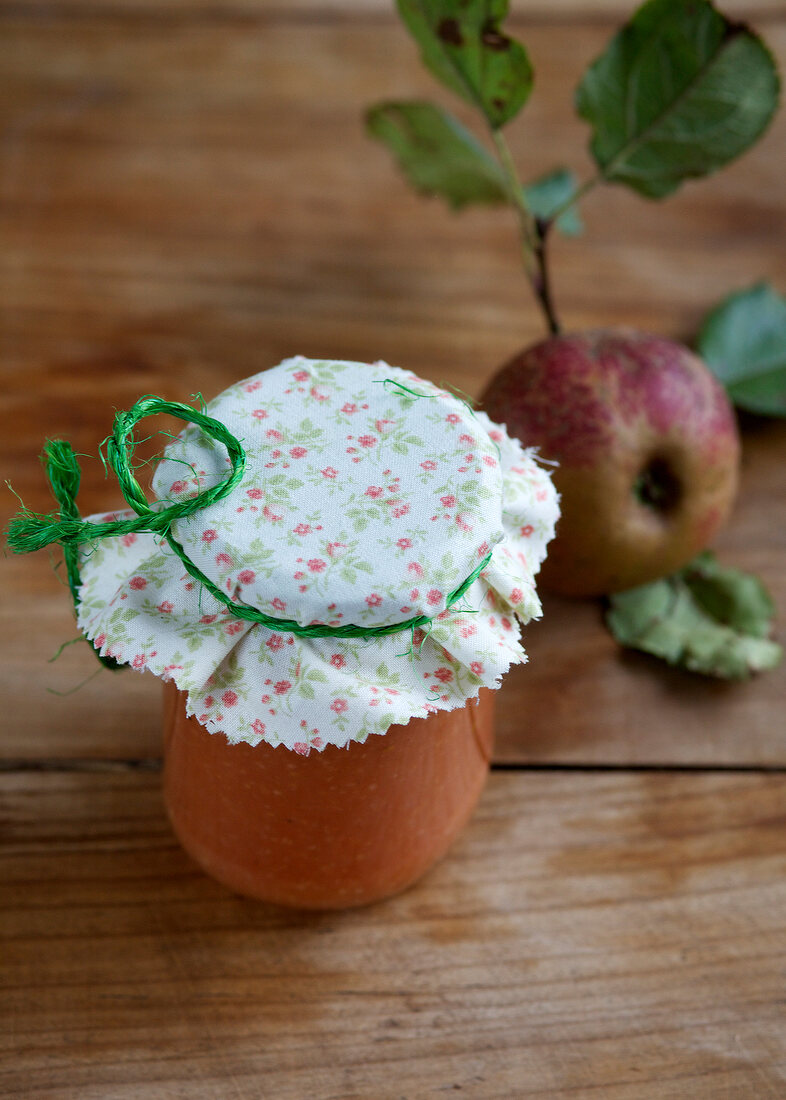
[7, 393, 493, 643]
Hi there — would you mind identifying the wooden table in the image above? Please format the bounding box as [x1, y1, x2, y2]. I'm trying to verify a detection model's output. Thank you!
[2, 2, 785, 1096]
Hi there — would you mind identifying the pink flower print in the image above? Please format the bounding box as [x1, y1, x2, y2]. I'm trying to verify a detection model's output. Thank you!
[310, 386, 328, 401]
[271, 449, 281, 459]
[434, 667, 453, 683]
[95, 633, 107, 648]
[293, 369, 309, 382]
[200, 614, 217, 624]
[293, 524, 311, 536]
[510, 587, 523, 604]
[121, 533, 137, 547]
[375, 418, 394, 434]
[293, 742, 310, 756]
[129, 576, 147, 590]
[489, 429, 503, 442]
[169, 480, 187, 495]
[245, 380, 262, 392]
[520, 524, 534, 538]
[330, 653, 345, 669]
[261, 694, 270, 704]
[204, 695, 215, 708]
[365, 593, 383, 608]
[225, 621, 243, 635]
[537, 489, 548, 502]
[446, 413, 461, 425]
[341, 402, 357, 414]
[358, 435, 377, 448]
[263, 505, 283, 522]
[202, 529, 217, 544]
[410, 589, 420, 600]
[391, 503, 410, 519]
[330, 698, 348, 714]
[308, 558, 327, 573]
[251, 408, 268, 420]
[482, 455, 497, 467]
[397, 537, 412, 550]
[266, 635, 284, 652]
[251, 719, 266, 737]
[237, 569, 256, 585]
[501, 617, 512, 631]
[247, 488, 264, 500]
[266, 429, 283, 441]
[460, 623, 477, 639]
[222, 690, 238, 707]
[290, 446, 307, 459]
[294, 571, 305, 580]
[271, 597, 286, 612]
[274, 680, 291, 695]
[470, 661, 484, 676]
[408, 562, 424, 578]
[420, 459, 437, 471]
[365, 485, 384, 499]
[215, 552, 233, 568]
[321, 466, 337, 479]
[440, 495, 456, 508]
[459, 433, 474, 444]
[156, 601, 174, 614]
[326, 542, 346, 558]
[312, 736, 323, 750]
[477, 541, 490, 557]
[426, 588, 442, 606]
[132, 654, 145, 669]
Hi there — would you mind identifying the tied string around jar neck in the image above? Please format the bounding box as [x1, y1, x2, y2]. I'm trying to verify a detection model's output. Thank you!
[8, 395, 492, 664]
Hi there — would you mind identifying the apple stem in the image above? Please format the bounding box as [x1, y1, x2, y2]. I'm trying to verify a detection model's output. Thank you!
[533, 218, 561, 336]
[491, 129, 562, 336]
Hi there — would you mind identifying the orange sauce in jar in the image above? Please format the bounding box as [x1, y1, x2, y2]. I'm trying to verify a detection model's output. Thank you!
[163, 684, 494, 909]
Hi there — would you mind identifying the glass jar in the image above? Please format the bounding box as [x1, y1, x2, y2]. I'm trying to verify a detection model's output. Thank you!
[163, 683, 494, 909]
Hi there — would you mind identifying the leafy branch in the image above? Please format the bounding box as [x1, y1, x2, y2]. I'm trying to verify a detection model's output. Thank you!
[366, 0, 779, 336]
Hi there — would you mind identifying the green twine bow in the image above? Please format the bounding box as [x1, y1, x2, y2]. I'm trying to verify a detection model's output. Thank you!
[7, 395, 492, 654]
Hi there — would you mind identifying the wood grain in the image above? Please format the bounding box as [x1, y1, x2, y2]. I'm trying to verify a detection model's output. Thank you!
[2, 768, 786, 1099]
[3, 6, 786, 1097]
[1, 14, 784, 764]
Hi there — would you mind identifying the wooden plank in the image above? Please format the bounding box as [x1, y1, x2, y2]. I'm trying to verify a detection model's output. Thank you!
[2, 768, 786, 1098]
[1, 19, 784, 764]
[2, 2, 781, 24]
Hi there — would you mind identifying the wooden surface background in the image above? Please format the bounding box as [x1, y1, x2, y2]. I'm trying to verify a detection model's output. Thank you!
[1, 1, 785, 1097]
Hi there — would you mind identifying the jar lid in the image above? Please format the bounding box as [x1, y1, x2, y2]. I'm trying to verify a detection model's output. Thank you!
[71, 357, 559, 752]
[152, 358, 504, 630]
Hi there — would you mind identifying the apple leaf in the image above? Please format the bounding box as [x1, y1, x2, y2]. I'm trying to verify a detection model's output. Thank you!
[606, 552, 782, 679]
[575, 0, 780, 199]
[522, 168, 584, 237]
[366, 101, 508, 209]
[395, 0, 534, 130]
[697, 283, 786, 417]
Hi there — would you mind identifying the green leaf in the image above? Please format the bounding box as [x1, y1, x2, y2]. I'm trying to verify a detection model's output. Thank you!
[697, 282, 786, 416]
[522, 168, 584, 236]
[682, 552, 775, 638]
[606, 553, 782, 679]
[366, 100, 508, 209]
[396, 0, 534, 129]
[575, 0, 780, 199]
[298, 681, 315, 699]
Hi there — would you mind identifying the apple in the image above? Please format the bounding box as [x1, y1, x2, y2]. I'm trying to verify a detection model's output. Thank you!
[481, 329, 741, 597]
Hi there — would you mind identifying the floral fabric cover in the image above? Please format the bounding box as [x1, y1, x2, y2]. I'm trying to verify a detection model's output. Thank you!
[76, 358, 559, 752]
